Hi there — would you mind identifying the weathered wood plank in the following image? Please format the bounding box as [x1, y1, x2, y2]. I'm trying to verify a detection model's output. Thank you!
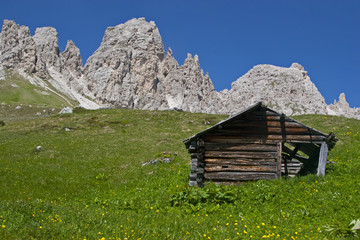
[217, 127, 311, 135]
[204, 143, 277, 152]
[281, 163, 303, 167]
[205, 164, 276, 172]
[229, 120, 305, 128]
[205, 158, 277, 165]
[317, 143, 328, 176]
[205, 151, 277, 159]
[242, 115, 289, 121]
[204, 172, 277, 181]
[205, 134, 325, 142]
[211, 181, 244, 185]
[277, 142, 282, 178]
[207, 139, 278, 144]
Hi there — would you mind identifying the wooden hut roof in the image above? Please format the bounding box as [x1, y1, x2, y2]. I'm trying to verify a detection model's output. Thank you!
[183, 102, 336, 148]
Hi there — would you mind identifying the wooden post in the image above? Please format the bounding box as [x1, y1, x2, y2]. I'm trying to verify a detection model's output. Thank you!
[188, 139, 205, 187]
[317, 143, 328, 176]
[277, 142, 282, 178]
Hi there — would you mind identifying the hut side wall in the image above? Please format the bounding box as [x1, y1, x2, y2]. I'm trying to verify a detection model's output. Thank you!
[203, 141, 279, 182]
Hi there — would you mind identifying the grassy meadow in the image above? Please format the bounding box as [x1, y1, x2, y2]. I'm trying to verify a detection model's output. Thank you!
[0, 69, 74, 122]
[0, 107, 359, 239]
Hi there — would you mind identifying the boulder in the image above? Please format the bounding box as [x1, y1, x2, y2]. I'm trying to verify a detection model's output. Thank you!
[59, 107, 73, 114]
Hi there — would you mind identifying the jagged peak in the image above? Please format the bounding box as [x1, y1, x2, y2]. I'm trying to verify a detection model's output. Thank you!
[100, 17, 164, 58]
[33, 26, 59, 48]
[65, 40, 75, 47]
[1, 19, 31, 39]
[1, 19, 17, 29]
[194, 54, 199, 63]
[63, 40, 81, 54]
[332, 93, 349, 106]
[109, 17, 156, 30]
[166, 47, 173, 57]
[184, 53, 199, 62]
[62, 40, 82, 60]
[338, 93, 349, 106]
[183, 53, 202, 68]
[290, 62, 305, 71]
[34, 26, 58, 34]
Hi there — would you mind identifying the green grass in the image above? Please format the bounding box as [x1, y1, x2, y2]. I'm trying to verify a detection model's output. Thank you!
[0, 69, 75, 122]
[0, 70, 73, 107]
[0, 109, 359, 239]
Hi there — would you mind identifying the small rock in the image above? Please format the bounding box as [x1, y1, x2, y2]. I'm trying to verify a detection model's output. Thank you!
[36, 112, 42, 116]
[203, 119, 211, 125]
[29, 105, 32, 108]
[59, 107, 73, 114]
[163, 158, 171, 163]
[64, 128, 71, 131]
[15, 106, 21, 109]
[35, 146, 42, 152]
[0, 66, 5, 80]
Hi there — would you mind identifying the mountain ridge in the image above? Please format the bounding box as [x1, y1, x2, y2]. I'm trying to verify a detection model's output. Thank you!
[0, 18, 359, 119]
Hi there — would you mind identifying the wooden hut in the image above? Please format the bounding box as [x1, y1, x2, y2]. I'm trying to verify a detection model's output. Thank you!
[183, 102, 337, 186]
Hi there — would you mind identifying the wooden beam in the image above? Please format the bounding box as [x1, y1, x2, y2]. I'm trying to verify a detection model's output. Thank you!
[205, 158, 277, 165]
[277, 142, 282, 178]
[205, 164, 276, 172]
[204, 172, 277, 181]
[205, 134, 326, 142]
[215, 127, 313, 135]
[230, 121, 306, 128]
[204, 143, 277, 152]
[205, 151, 277, 159]
[317, 143, 328, 176]
[288, 144, 301, 160]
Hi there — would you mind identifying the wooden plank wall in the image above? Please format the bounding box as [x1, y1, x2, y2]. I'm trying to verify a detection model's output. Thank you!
[203, 141, 278, 182]
[189, 108, 328, 184]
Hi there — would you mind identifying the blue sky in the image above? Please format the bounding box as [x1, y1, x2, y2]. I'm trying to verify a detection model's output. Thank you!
[1, 0, 359, 107]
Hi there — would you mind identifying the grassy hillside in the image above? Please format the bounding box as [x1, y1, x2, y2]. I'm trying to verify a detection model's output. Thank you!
[0, 109, 359, 239]
[0, 69, 73, 122]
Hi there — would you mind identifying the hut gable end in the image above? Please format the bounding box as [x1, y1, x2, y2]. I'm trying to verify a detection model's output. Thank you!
[184, 102, 337, 186]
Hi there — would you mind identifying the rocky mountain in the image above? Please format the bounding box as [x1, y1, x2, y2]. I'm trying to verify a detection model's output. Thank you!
[220, 63, 329, 115]
[0, 18, 359, 119]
